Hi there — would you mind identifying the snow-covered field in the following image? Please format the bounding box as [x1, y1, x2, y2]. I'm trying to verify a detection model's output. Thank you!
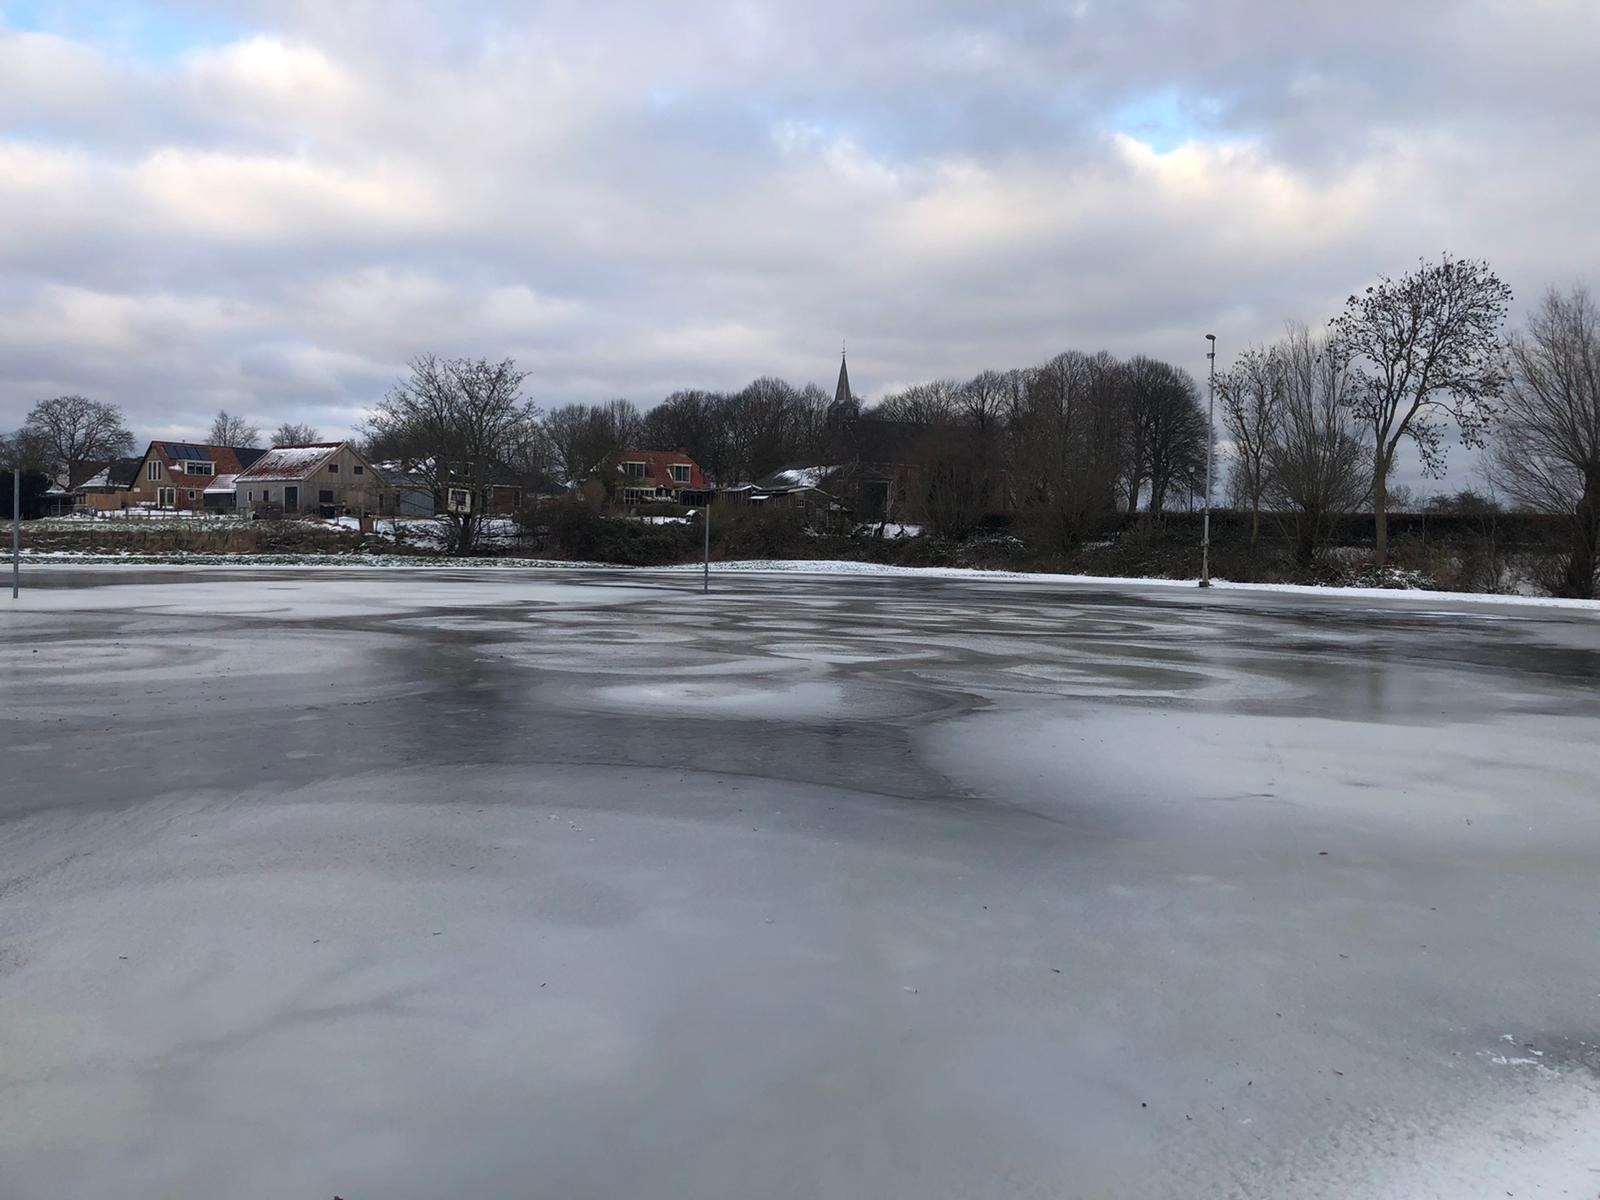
[3, 566, 1598, 1199]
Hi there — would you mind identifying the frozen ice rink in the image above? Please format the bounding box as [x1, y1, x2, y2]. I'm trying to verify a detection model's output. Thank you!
[3, 567, 1598, 1198]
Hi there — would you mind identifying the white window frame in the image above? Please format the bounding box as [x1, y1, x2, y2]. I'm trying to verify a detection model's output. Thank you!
[147, 461, 160, 481]
[623, 461, 646, 479]
[448, 487, 472, 512]
[183, 461, 215, 476]
[670, 464, 691, 484]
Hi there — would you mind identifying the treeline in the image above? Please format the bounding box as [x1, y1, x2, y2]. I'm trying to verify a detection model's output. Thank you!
[538, 353, 1213, 545]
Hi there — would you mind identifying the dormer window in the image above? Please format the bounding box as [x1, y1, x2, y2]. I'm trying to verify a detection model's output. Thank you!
[623, 461, 646, 478]
[183, 461, 214, 476]
[670, 464, 691, 484]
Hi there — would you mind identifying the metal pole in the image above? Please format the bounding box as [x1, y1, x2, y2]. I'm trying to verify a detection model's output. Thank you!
[1200, 333, 1216, 588]
[702, 499, 710, 594]
[11, 462, 19, 599]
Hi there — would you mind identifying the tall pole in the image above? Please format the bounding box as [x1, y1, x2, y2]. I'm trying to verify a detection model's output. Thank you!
[702, 498, 710, 594]
[11, 462, 20, 600]
[1200, 333, 1217, 588]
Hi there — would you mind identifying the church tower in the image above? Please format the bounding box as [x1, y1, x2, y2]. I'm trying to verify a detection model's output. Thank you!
[834, 343, 852, 406]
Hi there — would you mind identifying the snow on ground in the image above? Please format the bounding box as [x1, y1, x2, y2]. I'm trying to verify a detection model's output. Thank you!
[3, 569, 1599, 1198]
[14, 553, 1599, 609]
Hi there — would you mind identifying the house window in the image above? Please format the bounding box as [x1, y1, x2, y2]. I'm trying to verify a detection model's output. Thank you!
[187, 490, 196, 501]
[449, 488, 471, 511]
[352, 464, 364, 475]
[670, 464, 691, 484]
[624, 461, 646, 478]
[147, 461, 160, 481]
[328, 462, 339, 473]
[247, 491, 254, 501]
[183, 461, 214, 476]
[319, 489, 334, 503]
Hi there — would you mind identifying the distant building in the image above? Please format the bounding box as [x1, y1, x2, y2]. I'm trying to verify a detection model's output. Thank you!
[74, 457, 142, 512]
[585, 450, 713, 507]
[127, 442, 267, 512]
[233, 442, 387, 517]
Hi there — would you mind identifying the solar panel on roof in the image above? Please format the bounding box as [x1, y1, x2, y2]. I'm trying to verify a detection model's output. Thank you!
[166, 444, 207, 460]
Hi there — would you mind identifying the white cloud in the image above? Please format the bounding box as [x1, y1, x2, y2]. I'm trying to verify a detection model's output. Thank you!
[0, 0, 1594, 492]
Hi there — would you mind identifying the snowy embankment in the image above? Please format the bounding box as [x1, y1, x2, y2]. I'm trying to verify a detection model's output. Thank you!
[13, 551, 1598, 609]
[652, 559, 1600, 610]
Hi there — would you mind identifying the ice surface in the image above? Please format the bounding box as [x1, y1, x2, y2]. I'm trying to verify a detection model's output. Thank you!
[3, 566, 1598, 1199]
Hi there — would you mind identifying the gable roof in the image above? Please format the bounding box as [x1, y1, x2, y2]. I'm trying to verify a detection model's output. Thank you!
[610, 450, 710, 492]
[753, 463, 843, 493]
[77, 456, 143, 491]
[140, 442, 265, 479]
[233, 443, 347, 482]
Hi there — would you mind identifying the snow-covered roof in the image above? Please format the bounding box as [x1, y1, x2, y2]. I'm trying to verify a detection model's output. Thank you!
[235, 443, 342, 481]
[79, 468, 112, 489]
[203, 474, 238, 495]
[753, 463, 842, 492]
[769, 465, 838, 488]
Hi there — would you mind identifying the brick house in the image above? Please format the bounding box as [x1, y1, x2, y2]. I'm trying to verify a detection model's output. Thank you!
[127, 442, 266, 512]
[585, 450, 713, 507]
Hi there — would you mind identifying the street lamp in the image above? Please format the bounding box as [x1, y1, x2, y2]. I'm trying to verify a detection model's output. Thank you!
[1200, 333, 1217, 588]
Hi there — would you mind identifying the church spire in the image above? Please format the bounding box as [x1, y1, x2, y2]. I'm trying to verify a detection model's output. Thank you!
[834, 341, 852, 407]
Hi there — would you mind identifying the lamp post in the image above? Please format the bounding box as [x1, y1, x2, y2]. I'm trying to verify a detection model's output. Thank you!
[1200, 333, 1217, 588]
[11, 460, 18, 600]
[702, 498, 710, 594]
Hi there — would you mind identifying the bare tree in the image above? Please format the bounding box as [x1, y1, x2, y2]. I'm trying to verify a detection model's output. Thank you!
[22, 395, 135, 488]
[1008, 351, 1124, 547]
[208, 410, 261, 447]
[875, 379, 960, 425]
[1123, 357, 1206, 516]
[271, 422, 320, 447]
[597, 398, 642, 449]
[958, 370, 1014, 435]
[1267, 326, 1371, 563]
[1217, 345, 1283, 545]
[1331, 254, 1513, 565]
[1489, 285, 1600, 597]
[366, 356, 539, 554]
[544, 404, 596, 484]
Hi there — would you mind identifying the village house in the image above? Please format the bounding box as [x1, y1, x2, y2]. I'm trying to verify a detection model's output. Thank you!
[371, 459, 546, 517]
[741, 463, 846, 510]
[126, 442, 267, 513]
[585, 450, 713, 508]
[73, 457, 143, 512]
[233, 442, 388, 517]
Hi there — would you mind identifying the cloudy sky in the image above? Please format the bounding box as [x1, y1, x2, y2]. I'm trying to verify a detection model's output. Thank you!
[2, 0, 1596, 485]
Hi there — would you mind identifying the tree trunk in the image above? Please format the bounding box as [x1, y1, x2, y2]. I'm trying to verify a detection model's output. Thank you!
[1296, 509, 1317, 564]
[1562, 481, 1599, 598]
[1372, 453, 1389, 568]
[1249, 499, 1260, 548]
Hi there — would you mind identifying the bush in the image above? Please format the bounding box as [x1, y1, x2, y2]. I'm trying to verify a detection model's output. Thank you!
[540, 500, 696, 565]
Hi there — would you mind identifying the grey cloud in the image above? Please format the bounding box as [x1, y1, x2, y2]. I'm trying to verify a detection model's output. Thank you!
[1, 0, 1595, 495]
